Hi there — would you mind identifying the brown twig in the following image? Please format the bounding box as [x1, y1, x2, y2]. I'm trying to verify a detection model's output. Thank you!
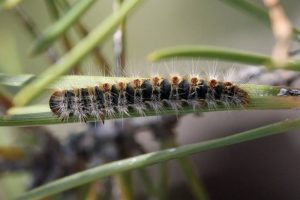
[57, 0, 111, 75]
[14, 5, 58, 64]
[45, 0, 82, 74]
[263, 0, 292, 66]
[113, 0, 126, 76]
[76, 23, 111, 75]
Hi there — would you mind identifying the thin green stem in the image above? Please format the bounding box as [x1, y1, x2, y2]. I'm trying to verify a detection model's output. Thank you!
[116, 172, 134, 200]
[17, 118, 300, 200]
[170, 139, 209, 200]
[177, 157, 209, 200]
[3, 95, 298, 126]
[76, 22, 112, 75]
[3, 94, 300, 126]
[157, 140, 173, 200]
[158, 162, 168, 200]
[47, 0, 82, 74]
[31, 0, 97, 54]
[45, 0, 60, 20]
[14, 5, 40, 38]
[13, 0, 145, 106]
[137, 168, 158, 198]
[14, 5, 58, 63]
[57, 0, 111, 75]
[148, 45, 300, 70]
[148, 46, 272, 64]
[222, 0, 269, 24]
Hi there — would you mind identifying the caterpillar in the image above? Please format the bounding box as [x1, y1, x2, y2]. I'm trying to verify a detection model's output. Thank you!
[49, 74, 250, 123]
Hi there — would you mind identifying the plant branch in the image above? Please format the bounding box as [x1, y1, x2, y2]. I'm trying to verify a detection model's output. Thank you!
[12, 0, 145, 106]
[14, 5, 58, 63]
[115, 173, 134, 200]
[137, 168, 158, 198]
[177, 157, 209, 200]
[31, 0, 97, 55]
[170, 138, 209, 200]
[3, 94, 299, 126]
[113, 0, 126, 76]
[263, 0, 292, 65]
[148, 46, 271, 64]
[45, 0, 82, 74]
[17, 117, 300, 200]
[57, 0, 111, 75]
[148, 45, 300, 70]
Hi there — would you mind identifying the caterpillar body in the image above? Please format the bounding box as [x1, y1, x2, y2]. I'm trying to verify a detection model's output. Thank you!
[49, 75, 250, 123]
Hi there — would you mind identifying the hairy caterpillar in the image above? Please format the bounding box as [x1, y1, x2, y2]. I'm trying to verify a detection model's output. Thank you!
[49, 74, 250, 123]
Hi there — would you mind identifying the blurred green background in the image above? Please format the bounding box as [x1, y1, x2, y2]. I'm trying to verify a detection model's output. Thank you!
[1, 0, 300, 199]
[2, 0, 300, 75]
